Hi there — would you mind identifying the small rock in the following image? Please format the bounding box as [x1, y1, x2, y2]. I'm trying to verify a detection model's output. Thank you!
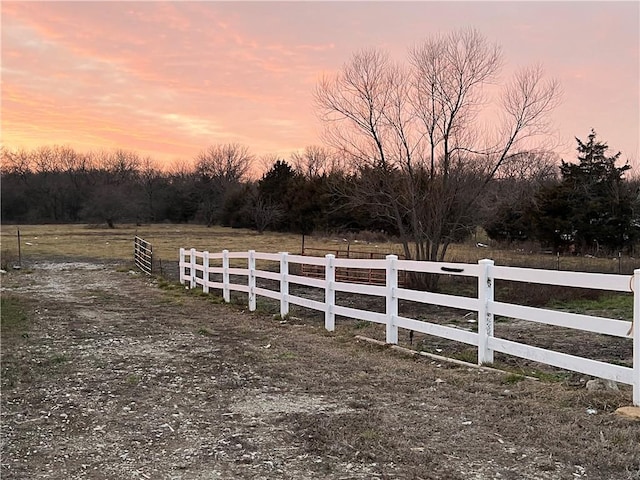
[615, 406, 640, 420]
[585, 379, 619, 392]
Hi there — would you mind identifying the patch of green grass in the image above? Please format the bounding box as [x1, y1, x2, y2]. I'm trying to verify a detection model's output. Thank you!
[359, 429, 380, 441]
[502, 373, 526, 385]
[1, 295, 30, 337]
[513, 368, 567, 383]
[494, 361, 569, 383]
[253, 300, 278, 315]
[354, 320, 371, 329]
[126, 374, 140, 386]
[197, 327, 213, 336]
[549, 294, 632, 320]
[451, 349, 477, 364]
[186, 289, 210, 298]
[157, 278, 181, 290]
[279, 351, 296, 360]
[207, 296, 226, 305]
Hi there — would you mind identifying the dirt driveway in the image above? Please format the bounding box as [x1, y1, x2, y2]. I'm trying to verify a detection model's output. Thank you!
[1, 260, 639, 479]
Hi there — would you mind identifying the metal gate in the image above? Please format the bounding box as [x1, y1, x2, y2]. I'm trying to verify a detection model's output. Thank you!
[134, 236, 153, 275]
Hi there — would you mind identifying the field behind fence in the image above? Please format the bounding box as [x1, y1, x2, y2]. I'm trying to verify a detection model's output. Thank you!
[2, 224, 639, 276]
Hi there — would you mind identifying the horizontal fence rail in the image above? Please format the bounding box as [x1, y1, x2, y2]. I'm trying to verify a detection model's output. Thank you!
[178, 247, 640, 406]
[134, 236, 153, 275]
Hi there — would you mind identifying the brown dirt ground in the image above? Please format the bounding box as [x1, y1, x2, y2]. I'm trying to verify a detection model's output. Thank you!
[1, 259, 639, 480]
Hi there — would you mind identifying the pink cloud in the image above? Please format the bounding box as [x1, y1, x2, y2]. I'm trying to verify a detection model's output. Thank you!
[1, 1, 637, 167]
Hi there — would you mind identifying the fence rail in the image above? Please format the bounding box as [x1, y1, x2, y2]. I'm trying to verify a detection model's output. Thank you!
[134, 236, 153, 275]
[179, 247, 640, 406]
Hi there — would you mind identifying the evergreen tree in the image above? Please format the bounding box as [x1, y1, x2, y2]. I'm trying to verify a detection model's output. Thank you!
[533, 130, 636, 254]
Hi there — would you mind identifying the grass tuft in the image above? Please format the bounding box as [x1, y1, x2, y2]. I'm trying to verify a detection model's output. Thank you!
[1, 295, 30, 337]
[502, 373, 526, 385]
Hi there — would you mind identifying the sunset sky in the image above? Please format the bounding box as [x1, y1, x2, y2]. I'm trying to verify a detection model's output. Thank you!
[1, 1, 638, 170]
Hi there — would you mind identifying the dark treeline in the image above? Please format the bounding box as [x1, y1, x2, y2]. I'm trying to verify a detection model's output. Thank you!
[2, 133, 639, 257]
[0, 143, 389, 234]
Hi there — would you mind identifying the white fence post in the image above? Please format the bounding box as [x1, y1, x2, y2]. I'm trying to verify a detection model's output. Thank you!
[325, 254, 335, 331]
[633, 269, 640, 406]
[203, 251, 210, 294]
[222, 249, 230, 303]
[478, 259, 495, 365]
[179, 248, 185, 285]
[280, 252, 289, 317]
[386, 255, 399, 344]
[189, 248, 196, 289]
[248, 250, 256, 312]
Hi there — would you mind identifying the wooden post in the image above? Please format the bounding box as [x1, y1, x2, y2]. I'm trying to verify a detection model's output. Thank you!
[633, 269, 640, 406]
[203, 251, 210, 294]
[478, 259, 495, 365]
[189, 248, 196, 289]
[179, 248, 185, 285]
[280, 252, 289, 317]
[17, 229, 22, 268]
[248, 250, 256, 311]
[385, 255, 398, 344]
[325, 254, 335, 331]
[618, 252, 622, 274]
[222, 250, 230, 303]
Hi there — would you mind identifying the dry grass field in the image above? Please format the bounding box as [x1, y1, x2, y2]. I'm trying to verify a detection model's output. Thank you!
[2, 223, 638, 275]
[0, 224, 402, 269]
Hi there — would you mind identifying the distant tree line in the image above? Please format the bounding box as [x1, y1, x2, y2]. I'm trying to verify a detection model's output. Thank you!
[2, 131, 638, 257]
[0, 143, 389, 235]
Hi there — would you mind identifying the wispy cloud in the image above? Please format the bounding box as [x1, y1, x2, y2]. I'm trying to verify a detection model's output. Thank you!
[1, 1, 637, 165]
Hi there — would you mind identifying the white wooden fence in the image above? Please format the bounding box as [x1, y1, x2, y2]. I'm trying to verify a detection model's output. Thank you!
[179, 248, 640, 406]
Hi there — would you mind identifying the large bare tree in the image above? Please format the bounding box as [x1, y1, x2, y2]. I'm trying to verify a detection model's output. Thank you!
[315, 28, 561, 284]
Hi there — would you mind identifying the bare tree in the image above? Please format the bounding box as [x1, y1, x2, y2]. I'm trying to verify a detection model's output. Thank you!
[194, 143, 254, 227]
[290, 145, 342, 179]
[251, 197, 284, 234]
[315, 28, 562, 286]
[195, 143, 253, 183]
[139, 156, 163, 222]
[409, 28, 503, 178]
[1, 147, 32, 179]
